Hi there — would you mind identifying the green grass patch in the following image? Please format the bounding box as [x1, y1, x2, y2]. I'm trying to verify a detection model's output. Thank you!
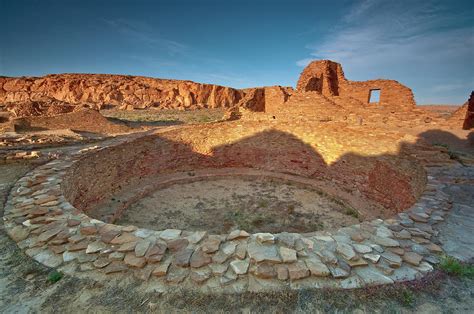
[344, 207, 360, 219]
[47, 270, 63, 283]
[439, 256, 474, 278]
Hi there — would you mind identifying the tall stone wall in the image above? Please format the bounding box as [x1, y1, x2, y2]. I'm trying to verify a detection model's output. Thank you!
[463, 91, 474, 130]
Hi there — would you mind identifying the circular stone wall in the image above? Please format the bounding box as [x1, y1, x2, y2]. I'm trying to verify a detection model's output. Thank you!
[62, 122, 426, 225]
[4, 121, 450, 293]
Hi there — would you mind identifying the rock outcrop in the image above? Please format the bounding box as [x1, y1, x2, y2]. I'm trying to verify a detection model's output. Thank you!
[0, 74, 244, 111]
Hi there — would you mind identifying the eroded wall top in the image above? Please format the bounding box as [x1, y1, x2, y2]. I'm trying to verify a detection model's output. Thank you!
[296, 60, 416, 110]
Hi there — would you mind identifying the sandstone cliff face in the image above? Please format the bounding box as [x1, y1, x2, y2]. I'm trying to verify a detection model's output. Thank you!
[0, 74, 244, 111]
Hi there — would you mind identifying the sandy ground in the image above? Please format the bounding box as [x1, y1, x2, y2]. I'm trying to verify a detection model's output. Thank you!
[103, 177, 359, 234]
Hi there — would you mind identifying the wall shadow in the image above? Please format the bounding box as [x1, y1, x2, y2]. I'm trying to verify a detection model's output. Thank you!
[62, 125, 473, 226]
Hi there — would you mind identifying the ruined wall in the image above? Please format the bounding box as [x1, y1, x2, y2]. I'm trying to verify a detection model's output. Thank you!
[63, 121, 426, 216]
[296, 60, 416, 111]
[463, 91, 474, 130]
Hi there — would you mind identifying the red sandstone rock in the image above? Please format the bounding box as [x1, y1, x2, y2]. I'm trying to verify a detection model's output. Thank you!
[0, 74, 244, 111]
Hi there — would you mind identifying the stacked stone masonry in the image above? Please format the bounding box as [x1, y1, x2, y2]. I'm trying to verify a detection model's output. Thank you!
[3, 129, 454, 293]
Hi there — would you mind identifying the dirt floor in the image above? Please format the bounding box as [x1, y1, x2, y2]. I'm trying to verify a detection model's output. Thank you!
[98, 177, 360, 234]
[101, 108, 226, 127]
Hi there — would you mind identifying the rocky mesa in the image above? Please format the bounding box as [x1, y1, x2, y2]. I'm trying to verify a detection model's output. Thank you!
[0, 74, 244, 113]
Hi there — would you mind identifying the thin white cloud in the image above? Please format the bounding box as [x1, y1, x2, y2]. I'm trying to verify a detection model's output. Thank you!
[297, 0, 474, 103]
[102, 18, 188, 56]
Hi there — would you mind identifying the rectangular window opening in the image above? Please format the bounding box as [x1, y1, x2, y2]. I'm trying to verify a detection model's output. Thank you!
[369, 89, 381, 103]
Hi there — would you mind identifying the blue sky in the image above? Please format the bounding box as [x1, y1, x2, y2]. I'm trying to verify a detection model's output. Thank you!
[1, 0, 473, 104]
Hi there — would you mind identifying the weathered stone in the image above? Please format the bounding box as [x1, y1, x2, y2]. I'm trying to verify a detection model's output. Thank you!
[167, 238, 189, 252]
[134, 240, 151, 257]
[100, 230, 121, 243]
[222, 242, 237, 255]
[316, 249, 338, 265]
[135, 265, 154, 281]
[34, 250, 62, 268]
[174, 248, 194, 267]
[190, 249, 212, 268]
[363, 253, 381, 263]
[109, 251, 125, 261]
[247, 242, 281, 263]
[134, 229, 155, 238]
[227, 230, 250, 240]
[167, 266, 189, 283]
[355, 267, 394, 285]
[336, 242, 356, 260]
[9, 225, 30, 241]
[425, 243, 443, 253]
[381, 251, 402, 268]
[67, 219, 81, 227]
[409, 212, 429, 223]
[328, 266, 350, 279]
[220, 268, 238, 285]
[230, 259, 250, 275]
[190, 267, 211, 283]
[124, 253, 146, 268]
[235, 243, 247, 259]
[50, 245, 66, 254]
[152, 261, 171, 277]
[256, 233, 275, 244]
[201, 235, 222, 253]
[63, 251, 79, 262]
[350, 232, 365, 242]
[103, 261, 128, 274]
[110, 233, 139, 245]
[80, 225, 97, 235]
[275, 264, 289, 280]
[376, 263, 395, 275]
[254, 262, 276, 278]
[159, 229, 182, 241]
[288, 261, 310, 280]
[372, 236, 400, 247]
[209, 263, 228, 275]
[122, 225, 137, 232]
[37, 228, 62, 242]
[370, 244, 384, 253]
[117, 241, 137, 252]
[187, 231, 207, 244]
[146, 242, 167, 257]
[402, 252, 423, 266]
[394, 229, 412, 239]
[86, 241, 107, 254]
[388, 247, 405, 255]
[305, 257, 330, 277]
[93, 257, 111, 268]
[347, 258, 368, 267]
[67, 240, 88, 252]
[279, 247, 297, 263]
[352, 244, 372, 254]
